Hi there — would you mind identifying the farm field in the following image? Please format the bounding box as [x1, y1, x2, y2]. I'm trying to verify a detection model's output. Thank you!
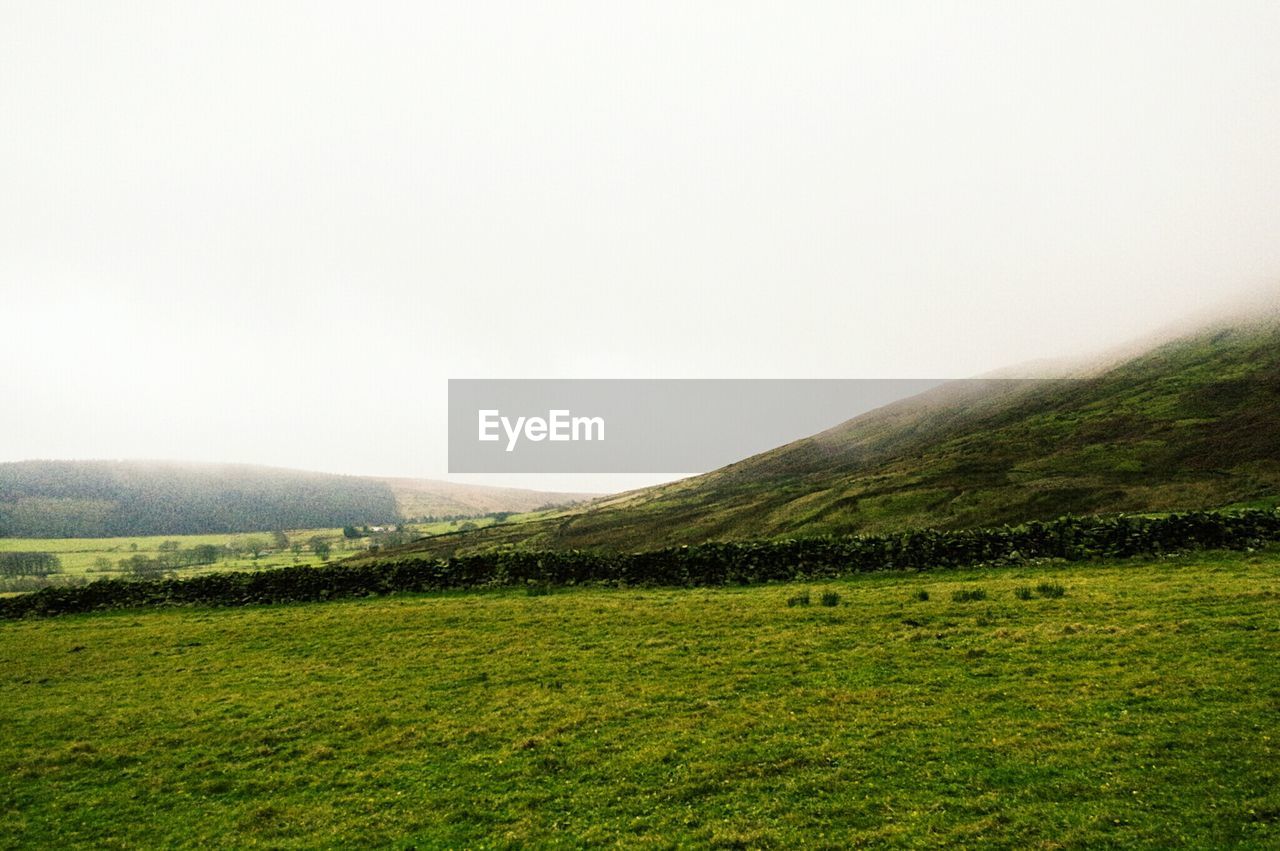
[2, 550, 1277, 848]
[0, 530, 343, 573]
[0, 516, 516, 590]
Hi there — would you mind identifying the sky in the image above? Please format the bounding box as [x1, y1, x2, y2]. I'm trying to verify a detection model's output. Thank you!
[3, 1, 1279, 493]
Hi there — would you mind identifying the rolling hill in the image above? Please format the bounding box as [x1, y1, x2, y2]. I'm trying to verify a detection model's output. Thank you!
[381, 476, 595, 520]
[382, 319, 1280, 558]
[0, 461, 595, 537]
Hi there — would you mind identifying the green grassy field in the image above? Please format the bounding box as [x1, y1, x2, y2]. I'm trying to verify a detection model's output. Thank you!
[2, 550, 1277, 848]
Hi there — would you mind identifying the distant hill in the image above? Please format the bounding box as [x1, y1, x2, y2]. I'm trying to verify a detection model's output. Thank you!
[0, 461, 596, 537]
[382, 319, 1280, 558]
[380, 476, 596, 520]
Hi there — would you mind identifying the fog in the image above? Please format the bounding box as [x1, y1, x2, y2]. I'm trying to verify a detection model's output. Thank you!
[3, 2, 1279, 493]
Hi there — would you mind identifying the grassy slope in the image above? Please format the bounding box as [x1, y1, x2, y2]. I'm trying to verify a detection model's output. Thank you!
[1, 550, 1277, 848]
[388, 323, 1280, 558]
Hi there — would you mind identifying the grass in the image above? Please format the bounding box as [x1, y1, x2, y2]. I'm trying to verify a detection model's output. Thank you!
[1, 549, 1278, 848]
[1037, 581, 1068, 599]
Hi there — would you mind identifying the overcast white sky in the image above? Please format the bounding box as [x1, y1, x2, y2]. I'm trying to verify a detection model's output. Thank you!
[3, 1, 1279, 493]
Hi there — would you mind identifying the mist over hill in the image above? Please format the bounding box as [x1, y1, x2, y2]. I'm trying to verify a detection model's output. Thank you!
[383, 317, 1280, 558]
[0, 461, 595, 537]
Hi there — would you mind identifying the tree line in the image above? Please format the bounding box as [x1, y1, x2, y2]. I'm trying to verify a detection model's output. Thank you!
[0, 552, 62, 578]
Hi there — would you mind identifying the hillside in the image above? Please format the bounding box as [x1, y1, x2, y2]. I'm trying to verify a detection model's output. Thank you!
[385, 320, 1280, 557]
[0, 461, 595, 538]
[380, 476, 595, 520]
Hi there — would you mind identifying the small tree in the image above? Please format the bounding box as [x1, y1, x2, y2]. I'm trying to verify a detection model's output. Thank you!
[120, 555, 166, 579]
[240, 537, 269, 560]
[190, 544, 221, 565]
[309, 537, 332, 562]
